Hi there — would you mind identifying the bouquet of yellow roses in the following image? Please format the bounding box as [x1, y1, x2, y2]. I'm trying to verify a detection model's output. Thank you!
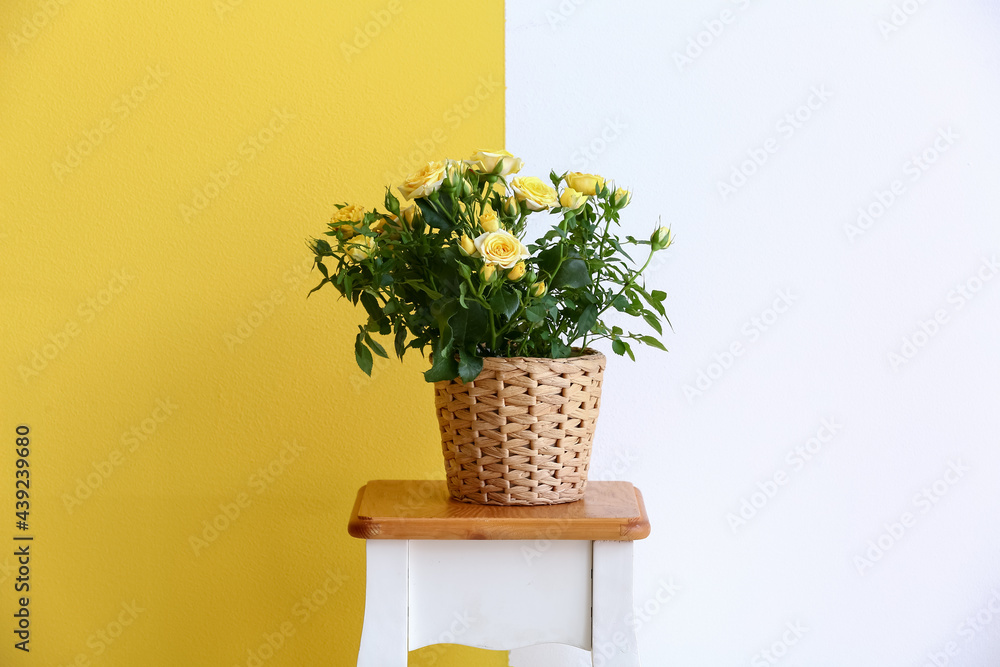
[309, 149, 672, 383]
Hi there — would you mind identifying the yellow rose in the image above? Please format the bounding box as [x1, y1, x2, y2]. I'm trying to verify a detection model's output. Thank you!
[503, 195, 520, 216]
[480, 264, 497, 283]
[613, 187, 631, 207]
[651, 226, 672, 251]
[559, 187, 588, 210]
[330, 203, 365, 237]
[564, 172, 605, 196]
[458, 234, 477, 257]
[445, 159, 468, 189]
[530, 280, 546, 298]
[401, 202, 420, 227]
[397, 161, 447, 200]
[344, 235, 374, 262]
[469, 149, 523, 177]
[473, 230, 530, 269]
[510, 176, 558, 211]
[507, 261, 526, 282]
[478, 206, 500, 233]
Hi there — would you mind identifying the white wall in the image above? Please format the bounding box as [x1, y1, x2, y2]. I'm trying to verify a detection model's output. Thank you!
[507, 0, 1000, 664]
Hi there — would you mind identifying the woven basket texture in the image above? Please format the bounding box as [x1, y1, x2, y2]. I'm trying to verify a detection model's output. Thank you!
[434, 349, 606, 506]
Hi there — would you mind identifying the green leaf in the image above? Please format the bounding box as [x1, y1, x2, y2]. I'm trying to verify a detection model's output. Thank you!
[642, 312, 663, 335]
[536, 246, 561, 276]
[638, 335, 667, 352]
[490, 289, 520, 319]
[551, 340, 571, 358]
[306, 278, 328, 297]
[607, 237, 634, 262]
[613, 339, 635, 361]
[576, 304, 598, 337]
[360, 292, 382, 322]
[458, 347, 484, 383]
[394, 324, 406, 359]
[313, 239, 332, 255]
[554, 257, 591, 289]
[525, 303, 546, 323]
[457, 262, 472, 280]
[410, 281, 443, 300]
[364, 332, 389, 358]
[354, 333, 374, 376]
[431, 297, 459, 345]
[415, 197, 453, 231]
[449, 301, 488, 346]
[638, 288, 666, 317]
[423, 342, 458, 382]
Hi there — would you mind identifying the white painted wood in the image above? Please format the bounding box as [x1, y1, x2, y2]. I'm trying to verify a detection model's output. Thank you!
[592, 541, 641, 666]
[357, 540, 408, 667]
[508, 642, 592, 667]
[407, 539, 592, 652]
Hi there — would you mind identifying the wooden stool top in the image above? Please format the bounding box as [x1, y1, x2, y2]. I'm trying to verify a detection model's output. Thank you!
[348, 480, 650, 541]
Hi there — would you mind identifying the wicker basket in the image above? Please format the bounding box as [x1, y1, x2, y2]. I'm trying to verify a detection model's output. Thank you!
[434, 349, 606, 506]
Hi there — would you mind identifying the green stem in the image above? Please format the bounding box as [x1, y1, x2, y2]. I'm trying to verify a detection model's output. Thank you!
[595, 249, 654, 321]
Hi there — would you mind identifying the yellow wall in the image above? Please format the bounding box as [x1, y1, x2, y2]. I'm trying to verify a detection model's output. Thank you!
[1, 1, 506, 665]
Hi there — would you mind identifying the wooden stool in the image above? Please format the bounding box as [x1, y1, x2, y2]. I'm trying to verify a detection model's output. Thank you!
[348, 480, 650, 666]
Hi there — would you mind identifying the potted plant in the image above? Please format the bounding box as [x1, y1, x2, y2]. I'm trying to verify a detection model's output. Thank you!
[309, 149, 672, 505]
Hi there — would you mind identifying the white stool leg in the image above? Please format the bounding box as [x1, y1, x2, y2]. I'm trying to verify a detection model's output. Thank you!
[592, 541, 641, 666]
[357, 540, 408, 667]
